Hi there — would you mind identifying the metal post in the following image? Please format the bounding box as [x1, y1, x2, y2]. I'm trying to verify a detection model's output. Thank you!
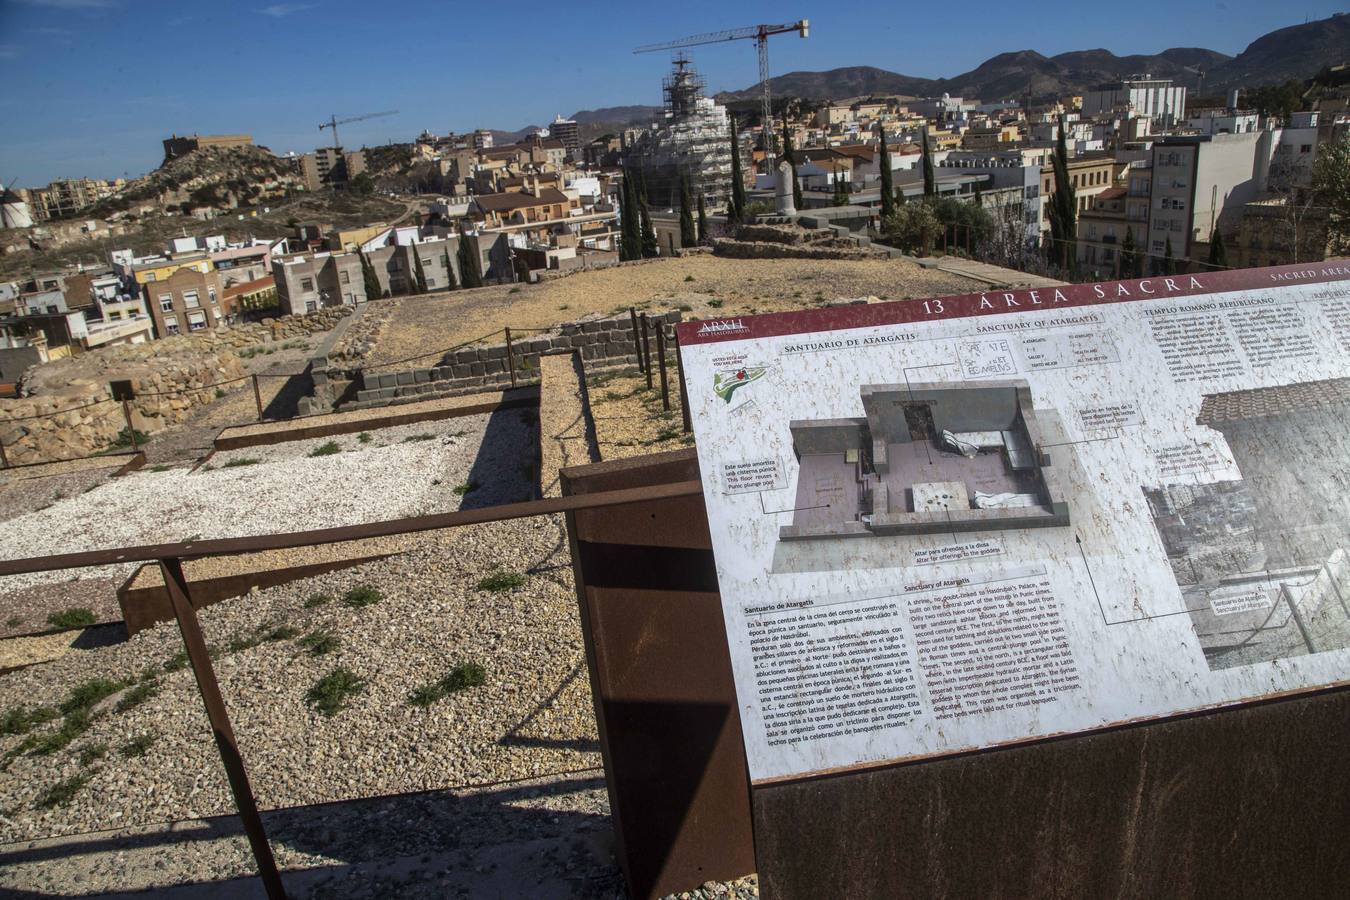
[252, 375, 264, 422]
[656, 325, 670, 411]
[121, 399, 138, 451]
[505, 327, 517, 388]
[640, 314, 653, 390]
[629, 307, 644, 373]
[159, 558, 287, 899]
[673, 330, 692, 433]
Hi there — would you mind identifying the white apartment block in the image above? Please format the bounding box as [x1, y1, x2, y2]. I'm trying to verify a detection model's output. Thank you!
[1082, 77, 1187, 128]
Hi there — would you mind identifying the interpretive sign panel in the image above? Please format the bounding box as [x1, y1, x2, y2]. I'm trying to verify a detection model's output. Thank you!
[676, 263, 1350, 784]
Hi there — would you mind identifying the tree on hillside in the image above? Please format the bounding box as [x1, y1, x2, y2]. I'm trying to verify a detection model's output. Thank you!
[1245, 80, 1306, 121]
[412, 248, 428, 293]
[696, 191, 708, 244]
[921, 125, 935, 199]
[442, 248, 459, 290]
[1313, 132, 1350, 255]
[878, 128, 895, 220]
[1047, 114, 1077, 274]
[457, 232, 484, 288]
[359, 252, 381, 301]
[781, 114, 802, 209]
[679, 170, 697, 248]
[1207, 231, 1229, 270]
[727, 113, 746, 225]
[349, 172, 375, 195]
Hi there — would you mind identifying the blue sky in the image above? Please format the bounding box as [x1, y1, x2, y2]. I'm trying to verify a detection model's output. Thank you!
[0, 0, 1344, 185]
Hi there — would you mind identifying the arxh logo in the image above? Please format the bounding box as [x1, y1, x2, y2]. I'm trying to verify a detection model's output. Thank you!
[696, 318, 750, 336]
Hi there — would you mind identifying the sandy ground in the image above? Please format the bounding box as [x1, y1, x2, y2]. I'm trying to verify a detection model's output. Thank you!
[365, 255, 983, 367]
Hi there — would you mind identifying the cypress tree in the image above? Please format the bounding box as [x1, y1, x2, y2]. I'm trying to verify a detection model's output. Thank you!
[1207, 231, 1228, 269]
[412, 248, 427, 294]
[921, 125, 935, 199]
[442, 248, 458, 290]
[1047, 114, 1077, 273]
[359, 251, 381, 301]
[457, 232, 484, 288]
[619, 168, 641, 261]
[696, 190, 708, 244]
[1120, 227, 1139, 278]
[782, 114, 801, 209]
[1162, 235, 1177, 276]
[832, 163, 848, 206]
[728, 113, 746, 225]
[639, 201, 658, 258]
[878, 128, 895, 220]
[679, 170, 697, 247]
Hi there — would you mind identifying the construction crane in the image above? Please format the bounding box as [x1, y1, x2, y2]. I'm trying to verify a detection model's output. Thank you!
[634, 20, 809, 156]
[318, 110, 398, 152]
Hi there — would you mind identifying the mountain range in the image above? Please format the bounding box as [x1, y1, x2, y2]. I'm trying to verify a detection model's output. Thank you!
[536, 13, 1348, 133]
[715, 14, 1349, 103]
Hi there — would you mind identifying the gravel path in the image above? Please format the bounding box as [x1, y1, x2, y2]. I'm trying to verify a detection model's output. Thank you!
[365, 255, 981, 367]
[0, 410, 536, 598]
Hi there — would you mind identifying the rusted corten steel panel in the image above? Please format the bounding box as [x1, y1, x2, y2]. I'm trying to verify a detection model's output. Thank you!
[562, 449, 753, 900]
[566, 450, 713, 550]
[752, 686, 1350, 900]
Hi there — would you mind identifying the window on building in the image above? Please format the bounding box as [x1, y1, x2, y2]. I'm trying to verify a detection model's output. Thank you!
[145, 272, 157, 282]
[159, 295, 173, 312]
[183, 291, 200, 308]
[1300, 144, 1312, 154]
[300, 277, 314, 292]
[188, 311, 207, 331]
[164, 316, 179, 335]
[208, 287, 217, 304]
[340, 271, 350, 284]
[305, 300, 318, 313]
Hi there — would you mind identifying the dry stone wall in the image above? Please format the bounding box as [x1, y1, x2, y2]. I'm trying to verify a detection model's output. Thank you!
[344, 310, 683, 410]
[1, 348, 245, 465]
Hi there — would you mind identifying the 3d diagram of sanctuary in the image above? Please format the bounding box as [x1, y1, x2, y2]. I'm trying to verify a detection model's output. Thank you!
[780, 381, 1071, 540]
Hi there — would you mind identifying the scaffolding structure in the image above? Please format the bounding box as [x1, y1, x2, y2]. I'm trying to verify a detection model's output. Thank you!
[624, 56, 733, 210]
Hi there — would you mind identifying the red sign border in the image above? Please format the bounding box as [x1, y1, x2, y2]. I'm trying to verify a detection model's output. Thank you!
[675, 262, 1350, 346]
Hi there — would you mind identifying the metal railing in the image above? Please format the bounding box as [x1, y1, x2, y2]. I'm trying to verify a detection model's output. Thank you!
[0, 479, 703, 899]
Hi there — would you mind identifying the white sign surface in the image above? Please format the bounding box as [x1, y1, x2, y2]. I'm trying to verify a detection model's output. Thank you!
[677, 264, 1350, 784]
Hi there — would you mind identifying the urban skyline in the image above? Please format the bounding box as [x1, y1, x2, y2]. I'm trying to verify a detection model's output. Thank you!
[1, 0, 1343, 184]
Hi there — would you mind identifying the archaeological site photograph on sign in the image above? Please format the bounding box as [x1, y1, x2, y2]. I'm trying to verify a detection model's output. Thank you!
[676, 263, 1350, 785]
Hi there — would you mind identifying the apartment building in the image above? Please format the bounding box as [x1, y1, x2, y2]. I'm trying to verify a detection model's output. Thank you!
[1039, 154, 1121, 231]
[145, 267, 227, 337]
[26, 177, 127, 221]
[1076, 187, 1148, 273]
[1081, 76, 1186, 127]
[549, 116, 581, 158]
[301, 147, 368, 191]
[1146, 131, 1279, 261]
[271, 252, 367, 315]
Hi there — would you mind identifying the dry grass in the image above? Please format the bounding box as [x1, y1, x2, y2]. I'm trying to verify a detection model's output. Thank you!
[587, 365, 692, 461]
[364, 255, 981, 368]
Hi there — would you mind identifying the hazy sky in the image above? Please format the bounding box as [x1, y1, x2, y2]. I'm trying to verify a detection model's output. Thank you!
[1, 0, 1344, 185]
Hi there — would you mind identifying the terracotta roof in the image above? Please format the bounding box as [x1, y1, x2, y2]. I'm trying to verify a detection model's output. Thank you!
[1197, 378, 1350, 427]
[222, 275, 274, 299]
[1096, 187, 1126, 201]
[473, 188, 570, 212]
